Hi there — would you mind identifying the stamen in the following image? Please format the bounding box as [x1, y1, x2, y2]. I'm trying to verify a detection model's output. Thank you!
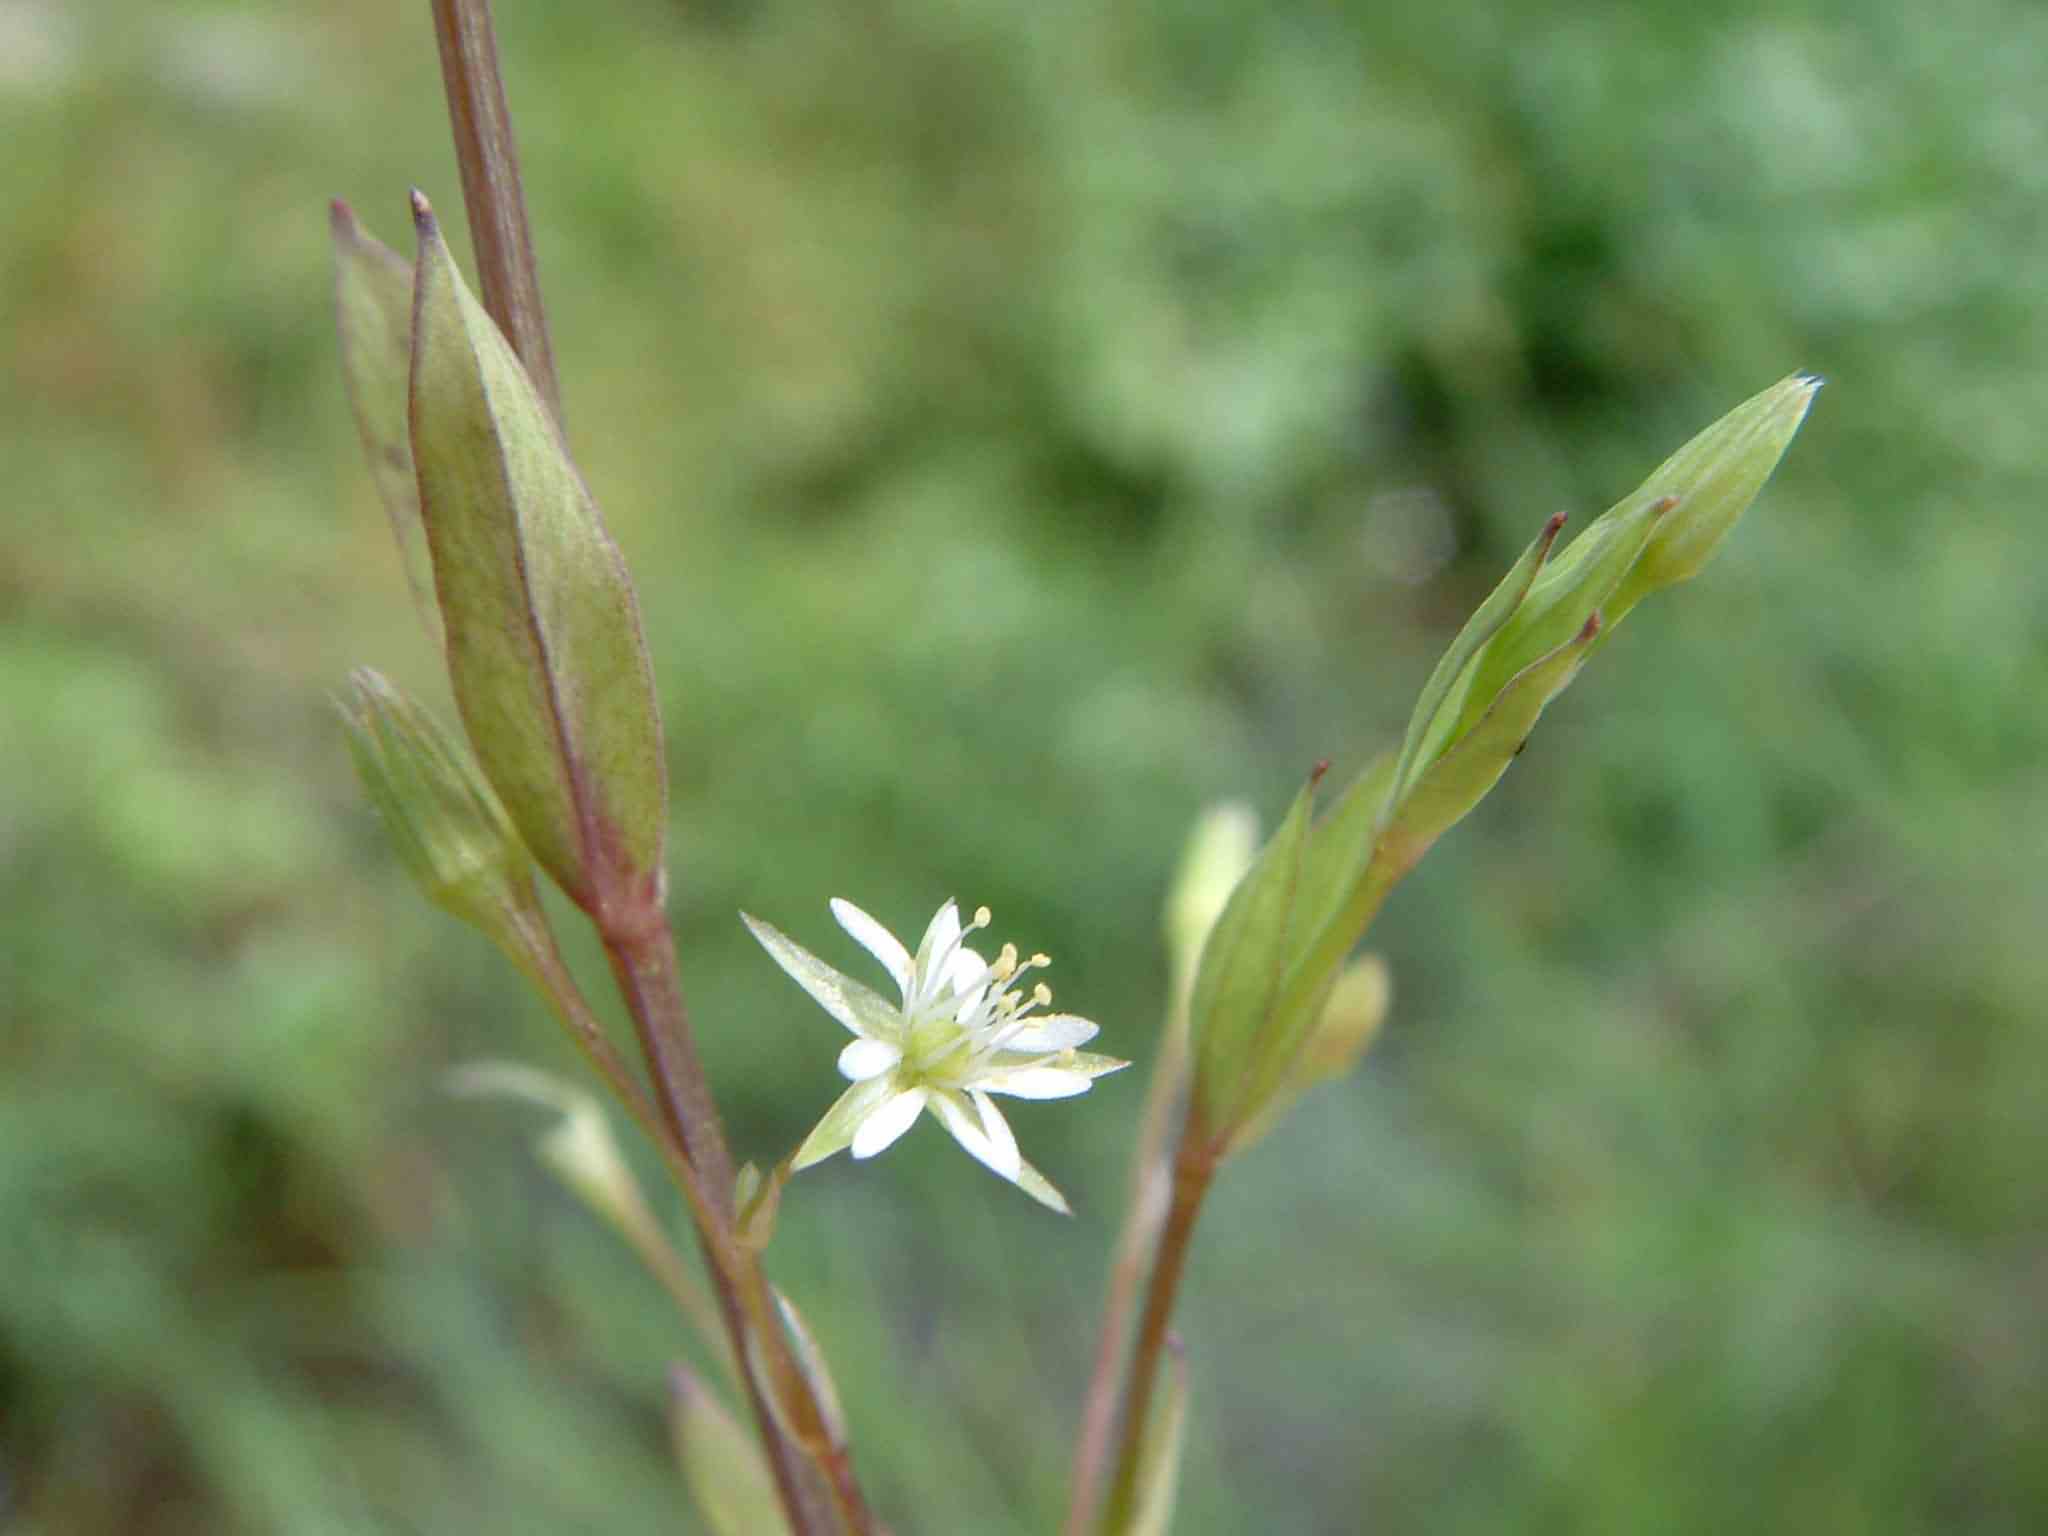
[1032, 982, 1052, 1007]
[971, 906, 992, 931]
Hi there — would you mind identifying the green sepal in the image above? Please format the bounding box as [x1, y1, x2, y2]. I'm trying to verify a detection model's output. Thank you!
[407, 191, 667, 921]
[331, 201, 440, 643]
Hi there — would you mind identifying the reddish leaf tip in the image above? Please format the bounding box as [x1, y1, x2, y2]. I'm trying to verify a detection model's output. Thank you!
[1544, 511, 1568, 535]
[409, 188, 436, 232]
[1578, 610, 1603, 641]
[1309, 759, 1331, 786]
[329, 197, 357, 235]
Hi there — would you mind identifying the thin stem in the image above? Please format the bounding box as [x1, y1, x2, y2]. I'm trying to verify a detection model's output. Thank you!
[501, 909, 737, 1381]
[421, 6, 864, 1527]
[604, 927, 847, 1536]
[427, 0, 562, 423]
[1097, 1132, 1216, 1534]
[1064, 996, 1195, 1535]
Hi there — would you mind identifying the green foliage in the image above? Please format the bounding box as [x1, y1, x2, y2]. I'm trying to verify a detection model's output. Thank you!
[6, 0, 2046, 1532]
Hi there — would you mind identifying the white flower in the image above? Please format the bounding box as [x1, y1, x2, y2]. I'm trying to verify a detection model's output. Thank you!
[742, 898, 1127, 1213]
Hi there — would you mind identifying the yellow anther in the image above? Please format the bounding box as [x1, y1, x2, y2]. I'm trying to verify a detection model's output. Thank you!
[972, 905, 993, 929]
[1030, 953, 1051, 969]
[1032, 982, 1052, 1007]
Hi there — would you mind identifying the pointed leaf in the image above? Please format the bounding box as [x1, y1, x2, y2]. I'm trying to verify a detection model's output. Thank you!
[1601, 372, 1821, 627]
[1382, 612, 1605, 875]
[1391, 512, 1564, 804]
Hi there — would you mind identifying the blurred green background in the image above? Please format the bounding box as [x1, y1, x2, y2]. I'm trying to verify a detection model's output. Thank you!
[5, 0, 2044, 1530]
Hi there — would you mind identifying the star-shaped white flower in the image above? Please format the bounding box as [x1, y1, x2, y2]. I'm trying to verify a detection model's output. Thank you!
[742, 898, 1127, 1213]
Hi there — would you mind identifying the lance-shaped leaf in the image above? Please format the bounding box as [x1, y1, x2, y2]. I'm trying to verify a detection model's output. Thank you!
[1185, 376, 1814, 1152]
[337, 668, 537, 945]
[407, 192, 667, 922]
[669, 1366, 789, 1536]
[1380, 612, 1605, 876]
[331, 201, 439, 642]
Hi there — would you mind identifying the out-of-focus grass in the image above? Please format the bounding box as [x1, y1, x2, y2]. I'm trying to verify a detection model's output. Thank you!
[4, 0, 2044, 1530]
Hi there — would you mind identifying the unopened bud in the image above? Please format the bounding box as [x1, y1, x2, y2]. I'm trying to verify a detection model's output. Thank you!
[407, 192, 667, 926]
[337, 668, 536, 944]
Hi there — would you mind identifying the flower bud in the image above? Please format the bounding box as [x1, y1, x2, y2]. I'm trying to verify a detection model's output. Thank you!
[337, 668, 537, 945]
[407, 192, 667, 926]
[1163, 801, 1260, 1013]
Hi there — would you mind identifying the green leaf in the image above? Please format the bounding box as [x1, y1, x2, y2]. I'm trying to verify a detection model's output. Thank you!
[1600, 372, 1821, 628]
[407, 191, 667, 920]
[1447, 494, 1672, 748]
[1390, 512, 1564, 806]
[331, 200, 439, 643]
[1381, 611, 1605, 875]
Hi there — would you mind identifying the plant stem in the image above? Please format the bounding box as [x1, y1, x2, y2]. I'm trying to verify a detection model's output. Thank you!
[422, 5, 871, 1528]
[1064, 999, 1194, 1535]
[427, 0, 561, 424]
[1097, 1130, 1216, 1534]
[604, 926, 850, 1536]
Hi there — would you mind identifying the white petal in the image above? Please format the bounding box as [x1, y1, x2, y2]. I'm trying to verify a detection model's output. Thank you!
[830, 898, 913, 999]
[851, 1086, 929, 1158]
[837, 1038, 902, 1082]
[970, 1090, 1022, 1180]
[940, 943, 987, 997]
[978, 1066, 1095, 1100]
[912, 901, 963, 999]
[1002, 1014, 1099, 1052]
[743, 913, 901, 1039]
[930, 1089, 1022, 1182]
